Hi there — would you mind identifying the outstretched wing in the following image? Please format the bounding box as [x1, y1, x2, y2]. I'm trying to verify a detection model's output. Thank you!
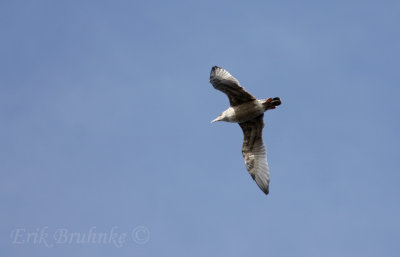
[209, 66, 256, 106]
[239, 114, 270, 195]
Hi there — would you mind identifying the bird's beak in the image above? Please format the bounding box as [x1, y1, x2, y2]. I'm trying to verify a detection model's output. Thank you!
[211, 117, 220, 123]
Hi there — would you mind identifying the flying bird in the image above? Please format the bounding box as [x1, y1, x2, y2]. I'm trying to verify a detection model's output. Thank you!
[209, 66, 281, 195]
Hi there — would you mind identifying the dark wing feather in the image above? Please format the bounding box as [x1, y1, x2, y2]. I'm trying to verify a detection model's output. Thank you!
[209, 66, 256, 106]
[239, 114, 270, 195]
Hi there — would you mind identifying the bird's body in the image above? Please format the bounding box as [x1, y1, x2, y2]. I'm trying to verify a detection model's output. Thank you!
[209, 66, 281, 195]
[212, 99, 270, 123]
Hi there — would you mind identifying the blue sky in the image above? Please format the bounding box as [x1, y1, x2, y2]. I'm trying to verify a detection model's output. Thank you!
[1, 0, 399, 256]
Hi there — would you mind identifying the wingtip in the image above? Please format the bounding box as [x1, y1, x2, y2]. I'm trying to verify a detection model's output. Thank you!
[251, 173, 270, 196]
[257, 182, 269, 195]
[210, 66, 224, 80]
[211, 66, 221, 72]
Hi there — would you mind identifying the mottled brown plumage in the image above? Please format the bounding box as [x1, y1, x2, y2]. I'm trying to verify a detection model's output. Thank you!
[209, 66, 281, 195]
[209, 66, 256, 106]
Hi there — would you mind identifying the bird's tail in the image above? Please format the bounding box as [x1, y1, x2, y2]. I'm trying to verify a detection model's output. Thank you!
[262, 97, 281, 110]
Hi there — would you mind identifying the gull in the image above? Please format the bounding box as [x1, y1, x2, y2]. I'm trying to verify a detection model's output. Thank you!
[209, 66, 281, 195]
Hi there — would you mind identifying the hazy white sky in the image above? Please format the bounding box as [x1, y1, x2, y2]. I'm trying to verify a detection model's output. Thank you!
[1, 0, 399, 256]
